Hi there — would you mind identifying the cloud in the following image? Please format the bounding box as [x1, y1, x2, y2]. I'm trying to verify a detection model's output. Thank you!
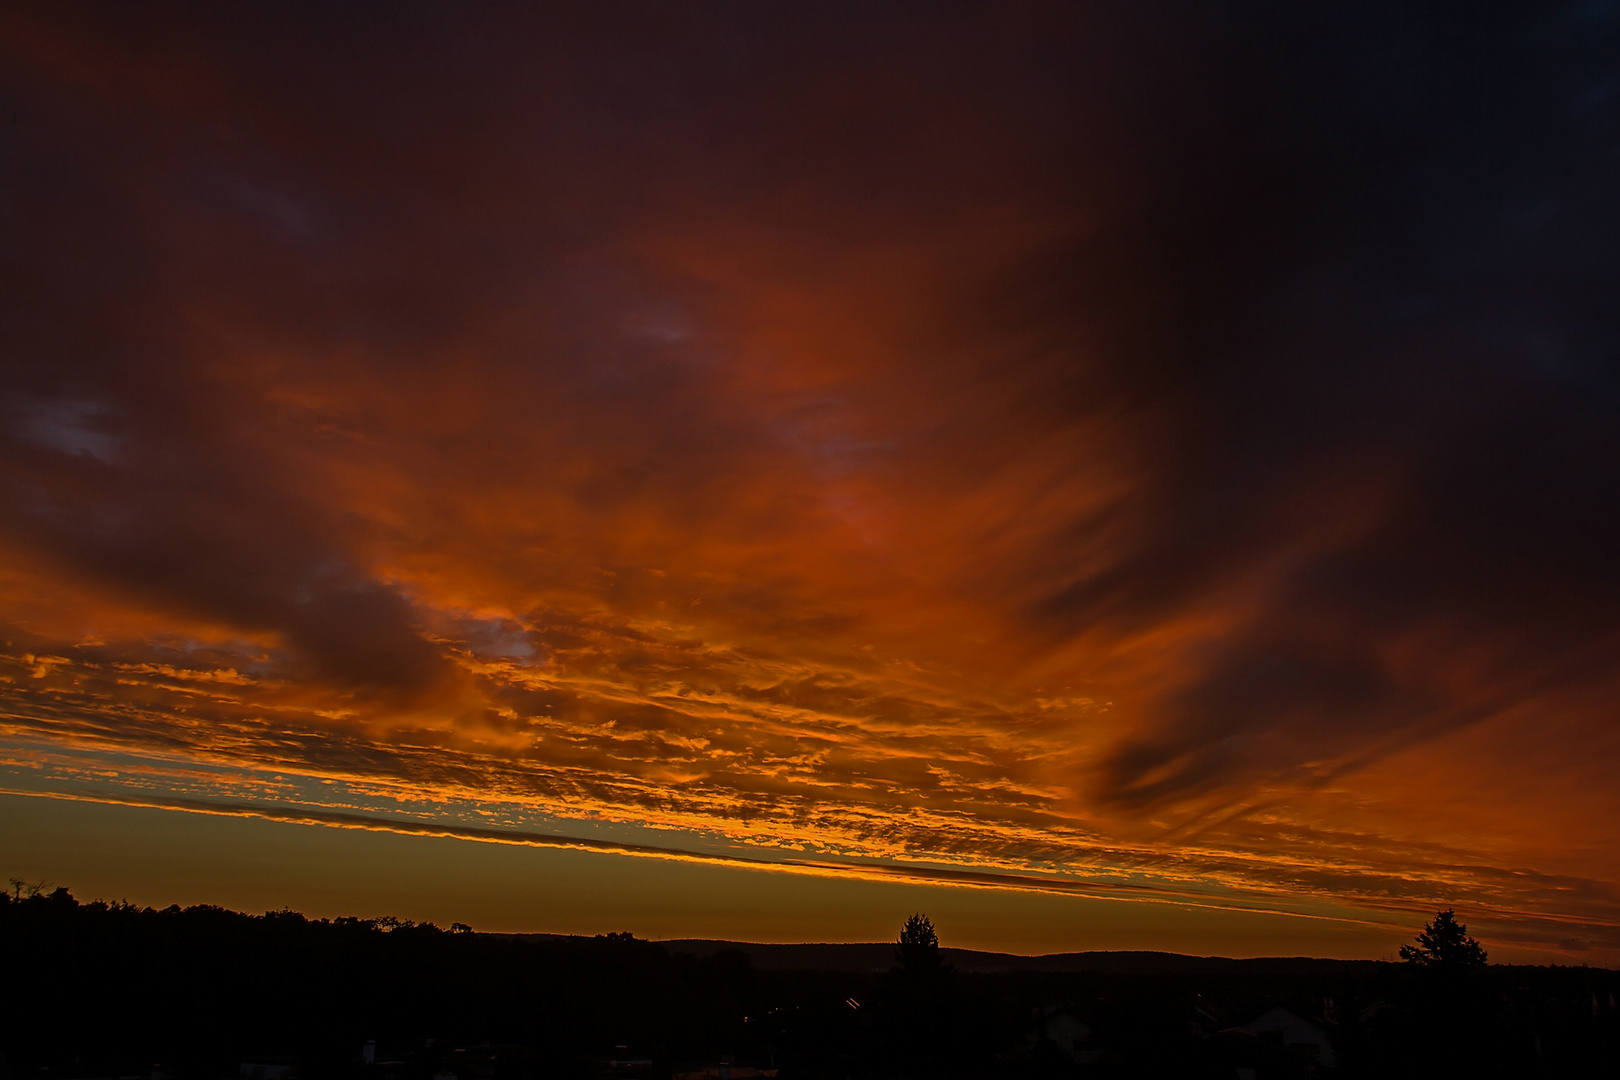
[0, 1, 1617, 957]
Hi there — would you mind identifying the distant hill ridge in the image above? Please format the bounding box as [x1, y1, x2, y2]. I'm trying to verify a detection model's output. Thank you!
[660, 940, 1384, 974]
[495, 934, 1385, 974]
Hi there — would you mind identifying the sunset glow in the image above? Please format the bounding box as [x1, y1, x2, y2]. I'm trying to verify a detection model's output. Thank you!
[3, 4, 1617, 964]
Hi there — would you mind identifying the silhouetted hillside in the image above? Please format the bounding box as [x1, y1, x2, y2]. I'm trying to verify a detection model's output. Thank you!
[657, 939, 1387, 976]
[4, 887, 1617, 1080]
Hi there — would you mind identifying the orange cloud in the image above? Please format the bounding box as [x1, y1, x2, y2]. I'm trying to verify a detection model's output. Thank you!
[2, 3, 1618, 963]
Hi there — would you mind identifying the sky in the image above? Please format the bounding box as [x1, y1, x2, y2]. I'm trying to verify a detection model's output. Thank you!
[1, 2, 1618, 964]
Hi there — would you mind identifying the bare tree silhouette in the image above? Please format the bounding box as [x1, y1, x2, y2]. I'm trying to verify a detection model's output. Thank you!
[8, 878, 52, 901]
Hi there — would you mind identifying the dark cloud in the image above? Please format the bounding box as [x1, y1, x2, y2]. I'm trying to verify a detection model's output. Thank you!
[977, 2, 1620, 807]
[1, 1, 1617, 958]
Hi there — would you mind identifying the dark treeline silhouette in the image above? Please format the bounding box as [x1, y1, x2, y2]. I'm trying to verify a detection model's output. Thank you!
[3, 890, 1617, 1079]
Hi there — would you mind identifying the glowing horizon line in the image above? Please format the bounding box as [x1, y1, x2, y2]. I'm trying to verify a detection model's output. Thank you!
[0, 784, 1413, 939]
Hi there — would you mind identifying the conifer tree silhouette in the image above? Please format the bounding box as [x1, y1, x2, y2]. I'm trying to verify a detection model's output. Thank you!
[1400, 908, 1487, 971]
[894, 913, 943, 977]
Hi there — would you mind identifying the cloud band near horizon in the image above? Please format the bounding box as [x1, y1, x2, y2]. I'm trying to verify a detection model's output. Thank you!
[2, 2, 1617, 962]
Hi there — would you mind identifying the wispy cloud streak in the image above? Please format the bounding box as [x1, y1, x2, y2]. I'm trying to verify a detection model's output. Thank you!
[1, 2, 1617, 961]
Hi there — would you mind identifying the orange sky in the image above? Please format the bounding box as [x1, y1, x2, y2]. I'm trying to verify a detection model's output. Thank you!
[2, 4, 1618, 963]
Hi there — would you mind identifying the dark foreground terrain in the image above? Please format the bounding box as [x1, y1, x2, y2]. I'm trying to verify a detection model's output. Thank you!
[3, 888, 1617, 1079]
